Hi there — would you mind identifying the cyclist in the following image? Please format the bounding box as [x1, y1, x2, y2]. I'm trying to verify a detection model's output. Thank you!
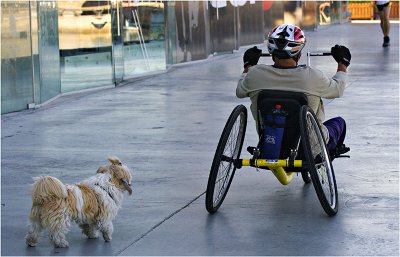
[236, 24, 351, 157]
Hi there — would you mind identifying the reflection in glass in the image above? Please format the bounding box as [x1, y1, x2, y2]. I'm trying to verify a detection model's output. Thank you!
[209, 1, 236, 53]
[58, 0, 113, 93]
[121, 1, 166, 78]
[318, 1, 343, 26]
[1, 1, 34, 113]
[319, 1, 332, 25]
[330, 1, 342, 24]
[38, 1, 61, 103]
[301, 1, 318, 30]
[263, 1, 284, 34]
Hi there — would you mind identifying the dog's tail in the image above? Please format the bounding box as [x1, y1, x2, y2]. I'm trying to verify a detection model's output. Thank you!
[31, 176, 67, 205]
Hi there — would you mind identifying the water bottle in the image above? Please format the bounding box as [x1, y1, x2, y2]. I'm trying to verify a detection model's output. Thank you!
[261, 104, 286, 159]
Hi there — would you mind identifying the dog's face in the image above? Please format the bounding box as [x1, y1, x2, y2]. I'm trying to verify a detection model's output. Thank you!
[109, 164, 133, 195]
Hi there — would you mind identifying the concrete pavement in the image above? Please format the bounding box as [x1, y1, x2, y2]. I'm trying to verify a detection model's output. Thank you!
[1, 22, 399, 256]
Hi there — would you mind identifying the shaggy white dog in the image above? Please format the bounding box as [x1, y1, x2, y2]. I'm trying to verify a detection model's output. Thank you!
[25, 156, 132, 248]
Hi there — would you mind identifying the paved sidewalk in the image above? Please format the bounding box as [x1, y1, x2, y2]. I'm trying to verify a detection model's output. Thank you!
[1, 22, 399, 256]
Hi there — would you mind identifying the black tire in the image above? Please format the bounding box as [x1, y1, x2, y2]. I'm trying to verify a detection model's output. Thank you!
[205, 105, 247, 214]
[300, 106, 338, 216]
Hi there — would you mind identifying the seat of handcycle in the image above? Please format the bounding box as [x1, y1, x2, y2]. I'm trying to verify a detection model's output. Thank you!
[252, 90, 308, 171]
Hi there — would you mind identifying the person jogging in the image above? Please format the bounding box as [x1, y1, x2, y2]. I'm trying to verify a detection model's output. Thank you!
[375, 0, 392, 47]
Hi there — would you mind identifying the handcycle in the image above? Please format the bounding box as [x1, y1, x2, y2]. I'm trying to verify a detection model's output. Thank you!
[205, 52, 350, 216]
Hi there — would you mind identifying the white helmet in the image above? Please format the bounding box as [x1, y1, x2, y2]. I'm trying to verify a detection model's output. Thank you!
[267, 24, 306, 58]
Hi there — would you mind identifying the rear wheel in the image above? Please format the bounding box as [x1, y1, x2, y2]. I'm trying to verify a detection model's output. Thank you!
[300, 106, 338, 216]
[205, 105, 247, 214]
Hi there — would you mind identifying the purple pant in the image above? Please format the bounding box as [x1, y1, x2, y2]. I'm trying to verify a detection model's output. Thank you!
[323, 117, 346, 151]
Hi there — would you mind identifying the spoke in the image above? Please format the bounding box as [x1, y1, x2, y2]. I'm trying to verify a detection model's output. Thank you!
[214, 153, 233, 204]
[227, 118, 240, 156]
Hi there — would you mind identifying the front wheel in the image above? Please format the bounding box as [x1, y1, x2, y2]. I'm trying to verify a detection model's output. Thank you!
[300, 106, 338, 216]
[205, 105, 247, 214]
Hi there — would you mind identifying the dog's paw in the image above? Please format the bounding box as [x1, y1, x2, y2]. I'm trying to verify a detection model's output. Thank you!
[80, 224, 100, 239]
[87, 233, 99, 239]
[103, 233, 112, 242]
[54, 240, 69, 248]
[26, 240, 37, 247]
[25, 235, 38, 247]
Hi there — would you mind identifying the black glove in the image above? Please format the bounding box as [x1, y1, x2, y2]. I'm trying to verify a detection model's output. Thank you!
[331, 45, 351, 67]
[243, 46, 262, 67]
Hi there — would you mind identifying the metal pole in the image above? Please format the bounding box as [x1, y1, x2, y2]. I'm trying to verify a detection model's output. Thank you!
[132, 9, 150, 69]
[134, 9, 150, 68]
[29, 2, 37, 105]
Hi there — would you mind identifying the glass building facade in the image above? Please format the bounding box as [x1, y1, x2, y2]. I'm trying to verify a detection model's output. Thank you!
[1, 0, 349, 114]
[1, 1, 60, 114]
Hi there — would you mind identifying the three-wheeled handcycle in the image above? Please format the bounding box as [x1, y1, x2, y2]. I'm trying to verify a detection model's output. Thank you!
[205, 52, 350, 217]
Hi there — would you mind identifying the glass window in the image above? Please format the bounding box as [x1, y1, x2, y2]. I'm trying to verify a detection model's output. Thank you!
[121, 1, 166, 78]
[38, 1, 61, 103]
[1, 1, 34, 114]
[328, 1, 342, 24]
[301, 1, 318, 30]
[319, 1, 332, 25]
[58, 0, 113, 93]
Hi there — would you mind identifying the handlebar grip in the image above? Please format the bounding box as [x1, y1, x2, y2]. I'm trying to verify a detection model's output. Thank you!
[260, 53, 271, 57]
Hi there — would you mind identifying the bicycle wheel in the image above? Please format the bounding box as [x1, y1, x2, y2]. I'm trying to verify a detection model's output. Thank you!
[300, 106, 338, 216]
[205, 105, 247, 214]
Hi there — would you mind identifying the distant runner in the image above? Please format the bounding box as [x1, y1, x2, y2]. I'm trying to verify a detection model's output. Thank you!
[375, 0, 392, 47]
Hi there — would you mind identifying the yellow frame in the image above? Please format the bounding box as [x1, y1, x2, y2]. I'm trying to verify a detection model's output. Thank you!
[240, 159, 303, 185]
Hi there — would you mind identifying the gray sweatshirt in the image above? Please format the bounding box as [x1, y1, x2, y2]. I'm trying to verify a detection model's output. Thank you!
[236, 64, 347, 141]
